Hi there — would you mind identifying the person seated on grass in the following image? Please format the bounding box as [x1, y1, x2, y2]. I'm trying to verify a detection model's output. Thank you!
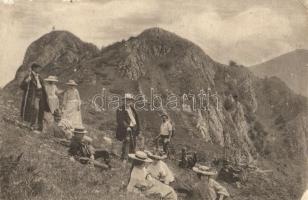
[68, 127, 110, 169]
[179, 147, 197, 169]
[48, 109, 73, 140]
[127, 151, 178, 200]
[145, 150, 174, 185]
[146, 150, 193, 195]
[191, 165, 230, 200]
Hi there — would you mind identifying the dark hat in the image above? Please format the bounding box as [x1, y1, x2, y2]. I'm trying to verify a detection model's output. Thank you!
[73, 127, 88, 137]
[31, 63, 42, 69]
[53, 109, 61, 118]
[160, 113, 169, 118]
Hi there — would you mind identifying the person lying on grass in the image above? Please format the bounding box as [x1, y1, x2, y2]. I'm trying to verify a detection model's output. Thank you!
[68, 127, 111, 169]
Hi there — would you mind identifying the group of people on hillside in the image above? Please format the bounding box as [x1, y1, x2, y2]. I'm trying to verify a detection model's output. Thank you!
[20, 63, 230, 200]
[20, 63, 82, 133]
[109, 91, 231, 199]
[127, 150, 230, 200]
[115, 93, 174, 161]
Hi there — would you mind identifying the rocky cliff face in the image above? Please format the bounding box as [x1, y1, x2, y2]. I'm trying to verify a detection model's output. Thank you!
[3, 27, 308, 199]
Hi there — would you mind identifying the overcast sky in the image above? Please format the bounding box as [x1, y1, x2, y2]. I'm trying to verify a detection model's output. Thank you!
[0, 0, 308, 87]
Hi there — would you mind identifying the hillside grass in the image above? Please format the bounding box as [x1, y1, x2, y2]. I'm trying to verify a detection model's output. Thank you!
[0, 101, 306, 200]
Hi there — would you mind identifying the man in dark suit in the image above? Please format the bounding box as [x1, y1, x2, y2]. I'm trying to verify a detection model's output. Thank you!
[116, 93, 140, 161]
[20, 63, 49, 132]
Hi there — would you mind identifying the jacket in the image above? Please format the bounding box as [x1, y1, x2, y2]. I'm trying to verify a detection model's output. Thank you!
[116, 105, 140, 141]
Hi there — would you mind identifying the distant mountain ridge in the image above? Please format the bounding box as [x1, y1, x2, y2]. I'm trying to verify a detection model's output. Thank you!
[2, 28, 308, 200]
[251, 49, 308, 97]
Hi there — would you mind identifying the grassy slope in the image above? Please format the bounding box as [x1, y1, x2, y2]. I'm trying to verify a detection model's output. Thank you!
[0, 98, 306, 200]
[0, 29, 306, 200]
[0, 103, 148, 200]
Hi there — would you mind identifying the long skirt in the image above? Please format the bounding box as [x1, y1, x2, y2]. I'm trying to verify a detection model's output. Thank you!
[47, 96, 59, 114]
[146, 178, 178, 200]
[62, 100, 82, 128]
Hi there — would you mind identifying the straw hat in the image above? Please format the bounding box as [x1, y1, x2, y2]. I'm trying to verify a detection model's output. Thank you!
[128, 151, 153, 162]
[193, 165, 217, 176]
[123, 93, 134, 100]
[66, 80, 78, 86]
[145, 150, 167, 160]
[44, 75, 58, 82]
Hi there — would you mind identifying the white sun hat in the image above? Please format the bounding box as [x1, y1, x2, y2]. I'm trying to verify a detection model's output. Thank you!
[44, 75, 58, 82]
[192, 165, 217, 176]
[128, 151, 153, 162]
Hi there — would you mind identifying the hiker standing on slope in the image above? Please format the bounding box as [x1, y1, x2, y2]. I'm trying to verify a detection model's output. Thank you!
[20, 63, 49, 132]
[62, 80, 83, 128]
[156, 113, 173, 154]
[116, 93, 140, 162]
[43, 75, 62, 129]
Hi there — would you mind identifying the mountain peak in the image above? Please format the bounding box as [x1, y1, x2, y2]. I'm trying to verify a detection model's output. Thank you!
[139, 27, 173, 36]
[30, 30, 92, 50]
[138, 27, 183, 41]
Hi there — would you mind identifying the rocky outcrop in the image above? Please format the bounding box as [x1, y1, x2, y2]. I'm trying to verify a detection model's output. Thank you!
[5, 31, 99, 92]
[2, 27, 308, 199]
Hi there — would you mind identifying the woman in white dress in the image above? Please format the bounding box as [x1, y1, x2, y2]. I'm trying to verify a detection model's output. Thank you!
[43, 76, 62, 129]
[127, 151, 178, 200]
[62, 80, 83, 128]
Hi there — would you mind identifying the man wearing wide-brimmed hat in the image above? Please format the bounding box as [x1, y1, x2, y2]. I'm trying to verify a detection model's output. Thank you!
[127, 151, 177, 200]
[191, 165, 230, 200]
[116, 93, 140, 161]
[62, 80, 83, 128]
[68, 127, 93, 160]
[20, 63, 49, 132]
[68, 127, 110, 169]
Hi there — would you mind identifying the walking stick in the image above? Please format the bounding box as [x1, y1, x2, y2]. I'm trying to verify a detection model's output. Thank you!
[22, 70, 32, 122]
[128, 128, 135, 153]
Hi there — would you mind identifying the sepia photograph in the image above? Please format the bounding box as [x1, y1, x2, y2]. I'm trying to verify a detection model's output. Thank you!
[0, 0, 307, 199]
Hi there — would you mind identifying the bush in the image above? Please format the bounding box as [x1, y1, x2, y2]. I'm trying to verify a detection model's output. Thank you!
[224, 98, 234, 111]
[229, 60, 237, 66]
